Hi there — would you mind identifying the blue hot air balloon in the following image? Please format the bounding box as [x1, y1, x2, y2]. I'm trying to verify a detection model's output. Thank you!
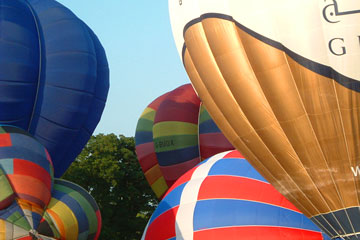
[0, 0, 109, 177]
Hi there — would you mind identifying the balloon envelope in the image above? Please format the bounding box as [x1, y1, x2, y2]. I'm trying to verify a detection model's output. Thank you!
[37, 179, 102, 240]
[0, 0, 109, 177]
[169, 1, 360, 238]
[0, 126, 53, 237]
[142, 150, 330, 240]
[135, 84, 234, 198]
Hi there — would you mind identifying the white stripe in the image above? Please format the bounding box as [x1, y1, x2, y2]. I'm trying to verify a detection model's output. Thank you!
[175, 151, 231, 239]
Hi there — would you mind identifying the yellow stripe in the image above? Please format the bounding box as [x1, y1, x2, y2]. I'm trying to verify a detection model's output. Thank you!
[152, 176, 168, 198]
[0, 220, 5, 239]
[47, 199, 79, 240]
[140, 108, 155, 120]
[153, 121, 198, 138]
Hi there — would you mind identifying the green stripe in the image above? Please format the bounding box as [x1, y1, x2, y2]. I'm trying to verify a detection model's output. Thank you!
[154, 135, 198, 153]
[139, 108, 156, 121]
[198, 105, 212, 124]
[135, 118, 154, 133]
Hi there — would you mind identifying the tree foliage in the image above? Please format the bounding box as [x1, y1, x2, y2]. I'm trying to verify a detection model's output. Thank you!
[63, 133, 158, 240]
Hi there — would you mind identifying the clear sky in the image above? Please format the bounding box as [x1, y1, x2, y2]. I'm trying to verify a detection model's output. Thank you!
[56, 0, 189, 137]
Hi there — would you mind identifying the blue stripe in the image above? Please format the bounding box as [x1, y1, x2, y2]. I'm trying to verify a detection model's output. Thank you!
[135, 131, 153, 146]
[0, 201, 25, 220]
[156, 146, 199, 166]
[193, 199, 320, 232]
[199, 119, 220, 134]
[208, 158, 267, 182]
[149, 183, 186, 225]
[52, 189, 89, 233]
[0, 145, 50, 173]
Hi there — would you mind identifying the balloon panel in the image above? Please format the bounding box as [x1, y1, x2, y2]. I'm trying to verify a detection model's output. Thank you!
[143, 150, 330, 240]
[0, 0, 109, 177]
[37, 179, 101, 240]
[169, 1, 360, 238]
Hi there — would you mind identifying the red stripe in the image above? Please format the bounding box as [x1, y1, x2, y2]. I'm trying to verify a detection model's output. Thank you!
[197, 176, 300, 212]
[223, 150, 244, 159]
[199, 133, 233, 148]
[0, 133, 11, 147]
[136, 142, 157, 172]
[13, 159, 52, 190]
[163, 165, 200, 198]
[194, 226, 325, 240]
[95, 210, 102, 240]
[145, 207, 179, 240]
[148, 92, 170, 110]
[160, 157, 200, 185]
[154, 85, 200, 124]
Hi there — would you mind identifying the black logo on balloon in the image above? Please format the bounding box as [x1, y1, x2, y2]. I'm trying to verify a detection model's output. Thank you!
[323, 0, 360, 23]
[323, 0, 360, 56]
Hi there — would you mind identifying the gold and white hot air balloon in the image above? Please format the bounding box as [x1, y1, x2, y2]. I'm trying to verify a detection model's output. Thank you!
[169, 0, 360, 239]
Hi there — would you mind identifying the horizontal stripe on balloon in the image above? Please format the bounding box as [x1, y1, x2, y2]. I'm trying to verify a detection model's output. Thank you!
[144, 164, 163, 185]
[164, 165, 200, 198]
[154, 101, 200, 124]
[0, 146, 51, 173]
[159, 157, 200, 183]
[199, 120, 221, 134]
[199, 133, 232, 147]
[153, 121, 198, 138]
[154, 135, 198, 153]
[151, 176, 168, 199]
[136, 143, 157, 172]
[139, 108, 156, 121]
[207, 158, 267, 182]
[156, 146, 199, 166]
[194, 226, 325, 240]
[135, 130, 153, 146]
[193, 199, 319, 232]
[197, 176, 299, 212]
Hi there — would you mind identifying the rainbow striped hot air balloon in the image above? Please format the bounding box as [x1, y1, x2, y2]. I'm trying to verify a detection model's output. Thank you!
[135, 84, 234, 199]
[142, 150, 331, 240]
[37, 179, 102, 240]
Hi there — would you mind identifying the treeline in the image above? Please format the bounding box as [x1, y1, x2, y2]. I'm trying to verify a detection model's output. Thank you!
[63, 134, 158, 240]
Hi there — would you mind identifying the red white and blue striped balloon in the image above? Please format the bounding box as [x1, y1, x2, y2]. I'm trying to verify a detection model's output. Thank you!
[142, 150, 331, 240]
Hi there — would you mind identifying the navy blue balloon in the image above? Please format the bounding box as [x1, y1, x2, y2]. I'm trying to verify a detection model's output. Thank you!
[0, 0, 109, 177]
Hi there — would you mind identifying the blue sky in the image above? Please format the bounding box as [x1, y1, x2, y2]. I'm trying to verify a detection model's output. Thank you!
[56, 0, 189, 137]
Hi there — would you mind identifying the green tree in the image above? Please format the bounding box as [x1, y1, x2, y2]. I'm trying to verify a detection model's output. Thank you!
[63, 133, 158, 240]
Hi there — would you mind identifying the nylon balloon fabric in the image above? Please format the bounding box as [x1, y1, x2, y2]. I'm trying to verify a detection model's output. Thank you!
[37, 179, 102, 240]
[135, 84, 234, 198]
[0, 126, 53, 239]
[142, 150, 331, 240]
[0, 0, 109, 177]
[169, 1, 360, 239]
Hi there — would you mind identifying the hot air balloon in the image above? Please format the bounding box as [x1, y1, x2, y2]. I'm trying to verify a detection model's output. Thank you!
[0, 126, 101, 239]
[135, 84, 234, 198]
[142, 150, 331, 240]
[169, 1, 360, 238]
[37, 179, 102, 240]
[0, 126, 53, 239]
[0, 0, 109, 177]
